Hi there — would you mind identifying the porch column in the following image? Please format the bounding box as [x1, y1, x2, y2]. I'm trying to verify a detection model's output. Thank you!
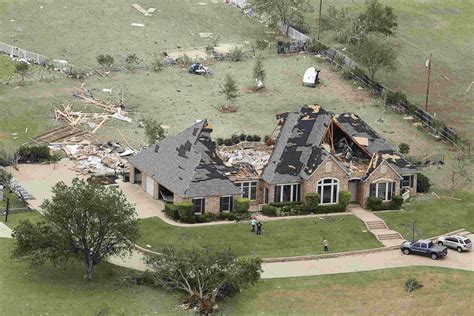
[129, 165, 135, 184]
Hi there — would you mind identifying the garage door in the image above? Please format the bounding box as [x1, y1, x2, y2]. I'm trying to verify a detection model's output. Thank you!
[146, 176, 154, 196]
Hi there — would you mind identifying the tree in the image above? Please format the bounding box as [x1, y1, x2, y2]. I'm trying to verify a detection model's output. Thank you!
[15, 62, 29, 84]
[96, 54, 114, 70]
[221, 74, 239, 105]
[350, 34, 397, 81]
[0, 141, 21, 168]
[398, 143, 410, 154]
[146, 246, 261, 314]
[251, 0, 313, 36]
[143, 118, 165, 145]
[0, 168, 12, 191]
[125, 53, 139, 71]
[12, 178, 139, 280]
[448, 154, 472, 196]
[359, 0, 398, 37]
[253, 57, 266, 83]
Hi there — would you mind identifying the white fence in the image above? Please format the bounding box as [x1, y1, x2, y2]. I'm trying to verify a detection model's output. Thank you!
[0, 42, 48, 65]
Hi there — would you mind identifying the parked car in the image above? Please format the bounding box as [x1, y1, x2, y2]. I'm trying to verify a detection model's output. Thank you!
[400, 239, 448, 260]
[437, 235, 472, 252]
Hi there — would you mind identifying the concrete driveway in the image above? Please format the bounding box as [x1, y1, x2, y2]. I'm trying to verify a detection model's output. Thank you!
[262, 234, 474, 278]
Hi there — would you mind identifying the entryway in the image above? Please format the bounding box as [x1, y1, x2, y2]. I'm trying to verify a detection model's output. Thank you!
[348, 180, 358, 203]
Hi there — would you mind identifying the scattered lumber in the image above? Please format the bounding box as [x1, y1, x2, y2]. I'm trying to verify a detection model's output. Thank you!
[34, 125, 88, 143]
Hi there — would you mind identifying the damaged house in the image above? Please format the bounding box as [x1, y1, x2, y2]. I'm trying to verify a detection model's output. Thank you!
[128, 105, 417, 213]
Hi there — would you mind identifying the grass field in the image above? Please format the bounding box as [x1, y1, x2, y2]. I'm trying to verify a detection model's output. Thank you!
[1, 209, 42, 230]
[0, 238, 179, 315]
[221, 266, 474, 315]
[380, 190, 474, 240]
[138, 215, 381, 258]
[309, 0, 474, 140]
[1, 236, 472, 315]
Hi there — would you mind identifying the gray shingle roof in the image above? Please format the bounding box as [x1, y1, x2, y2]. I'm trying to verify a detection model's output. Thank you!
[128, 120, 241, 197]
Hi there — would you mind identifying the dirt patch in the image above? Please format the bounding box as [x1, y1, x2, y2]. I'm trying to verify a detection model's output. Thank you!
[167, 49, 207, 60]
[320, 66, 373, 104]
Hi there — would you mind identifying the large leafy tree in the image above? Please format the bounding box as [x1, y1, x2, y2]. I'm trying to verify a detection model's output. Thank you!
[12, 178, 139, 280]
[146, 246, 262, 314]
[251, 0, 313, 35]
[350, 34, 397, 81]
[359, 0, 398, 36]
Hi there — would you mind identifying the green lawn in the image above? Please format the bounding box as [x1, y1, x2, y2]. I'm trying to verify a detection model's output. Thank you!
[1, 209, 43, 230]
[0, 191, 26, 209]
[379, 191, 474, 240]
[308, 0, 474, 140]
[0, 239, 179, 315]
[221, 267, 474, 315]
[138, 215, 382, 258]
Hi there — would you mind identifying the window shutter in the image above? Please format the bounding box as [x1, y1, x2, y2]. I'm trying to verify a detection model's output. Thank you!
[392, 181, 396, 194]
[202, 198, 205, 213]
[230, 197, 234, 211]
[369, 183, 375, 197]
[410, 175, 414, 188]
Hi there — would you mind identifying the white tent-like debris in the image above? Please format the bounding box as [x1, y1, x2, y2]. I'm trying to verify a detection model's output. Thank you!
[303, 67, 320, 87]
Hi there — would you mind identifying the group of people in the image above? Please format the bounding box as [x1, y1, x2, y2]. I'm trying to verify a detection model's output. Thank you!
[250, 218, 263, 235]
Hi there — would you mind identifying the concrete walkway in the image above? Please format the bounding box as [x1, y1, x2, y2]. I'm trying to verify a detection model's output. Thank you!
[0, 222, 13, 238]
[350, 206, 404, 247]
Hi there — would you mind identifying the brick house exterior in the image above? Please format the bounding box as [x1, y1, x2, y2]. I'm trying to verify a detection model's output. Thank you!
[128, 105, 417, 212]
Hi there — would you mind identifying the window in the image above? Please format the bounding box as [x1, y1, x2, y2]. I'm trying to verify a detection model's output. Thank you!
[192, 198, 205, 214]
[237, 181, 258, 200]
[274, 184, 300, 203]
[421, 243, 427, 249]
[317, 178, 339, 205]
[413, 243, 420, 248]
[400, 175, 414, 188]
[369, 181, 395, 201]
[219, 196, 233, 212]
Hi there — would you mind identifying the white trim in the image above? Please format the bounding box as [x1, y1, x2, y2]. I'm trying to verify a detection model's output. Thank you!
[219, 195, 232, 212]
[235, 181, 258, 200]
[317, 177, 340, 205]
[274, 183, 300, 203]
[372, 177, 395, 183]
[192, 197, 205, 215]
[371, 182, 394, 201]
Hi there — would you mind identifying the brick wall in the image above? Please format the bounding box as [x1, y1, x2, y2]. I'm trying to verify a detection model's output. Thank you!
[360, 161, 401, 208]
[302, 157, 350, 197]
[173, 194, 241, 214]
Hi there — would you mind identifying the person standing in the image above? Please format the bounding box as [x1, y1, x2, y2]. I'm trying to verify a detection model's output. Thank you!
[323, 239, 329, 252]
[250, 218, 257, 232]
[256, 221, 262, 235]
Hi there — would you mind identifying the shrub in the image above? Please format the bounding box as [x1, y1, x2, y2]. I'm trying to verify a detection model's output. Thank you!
[386, 90, 407, 106]
[205, 43, 214, 57]
[417, 173, 431, 193]
[398, 143, 410, 154]
[223, 138, 232, 146]
[339, 191, 352, 210]
[218, 212, 236, 221]
[176, 54, 192, 68]
[18, 145, 51, 163]
[234, 198, 250, 213]
[246, 135, 254, 142]
[407, 103, 418, 115]
[164, 203, 179, 220]
[253, 135, 261, 142]
[315, 204, 343, 214]
[261, 205, 277, 217]
[216, 138, 224, 146]
[270, 201, 303, 208]
[367, 197, 383, 211]
[96, 54, 114, 69]
[304, 193, 320, 211]
[151, 56, 164, 72]
[405, 278, 423, 293]
[264, 135, 270, 143]
[292, 204, 310, 215]
[230, 47, 243, 62]
[391, 195, 403, 209]
[231, 134, 241, 145]
[239, 133, 246, 141]
[342, 69, 353, 80]
[176, 202, 194, 223]
[255, 39, 269, 50]
[305, 39, 329, 53]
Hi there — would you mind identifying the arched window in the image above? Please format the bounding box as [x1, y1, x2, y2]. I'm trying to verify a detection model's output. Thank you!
[317, 178, 339, 205]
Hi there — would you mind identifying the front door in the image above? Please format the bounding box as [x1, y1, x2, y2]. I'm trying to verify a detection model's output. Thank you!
[348, 180, 358, 202]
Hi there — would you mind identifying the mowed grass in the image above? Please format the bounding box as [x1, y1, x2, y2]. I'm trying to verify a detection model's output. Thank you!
[1, 209, 43, 230]
[379, 190, 474, 240]
[0, 239, 179, 316]
[0, 0, 268, 67]
[309, 0, 474, 140]
[221, 267, 474, 315]
[138, 215, 382, 258]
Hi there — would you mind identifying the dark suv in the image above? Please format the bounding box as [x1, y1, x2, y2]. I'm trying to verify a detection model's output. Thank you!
[401, 239, 448, 260]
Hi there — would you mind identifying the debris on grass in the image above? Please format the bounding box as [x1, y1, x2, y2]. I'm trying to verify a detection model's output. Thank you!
[217, 105, 237, 113]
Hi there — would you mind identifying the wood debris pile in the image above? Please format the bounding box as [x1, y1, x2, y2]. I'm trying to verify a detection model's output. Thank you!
[219, 145, 271, 175]
[64, 142, 135, 175]
[34, 125, 89, 143]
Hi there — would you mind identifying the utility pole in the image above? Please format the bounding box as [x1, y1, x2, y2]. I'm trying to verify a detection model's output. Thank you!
[424, 53, 432, 112]
[318, 0, 323, 40]
[4, 197, 9, 223]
